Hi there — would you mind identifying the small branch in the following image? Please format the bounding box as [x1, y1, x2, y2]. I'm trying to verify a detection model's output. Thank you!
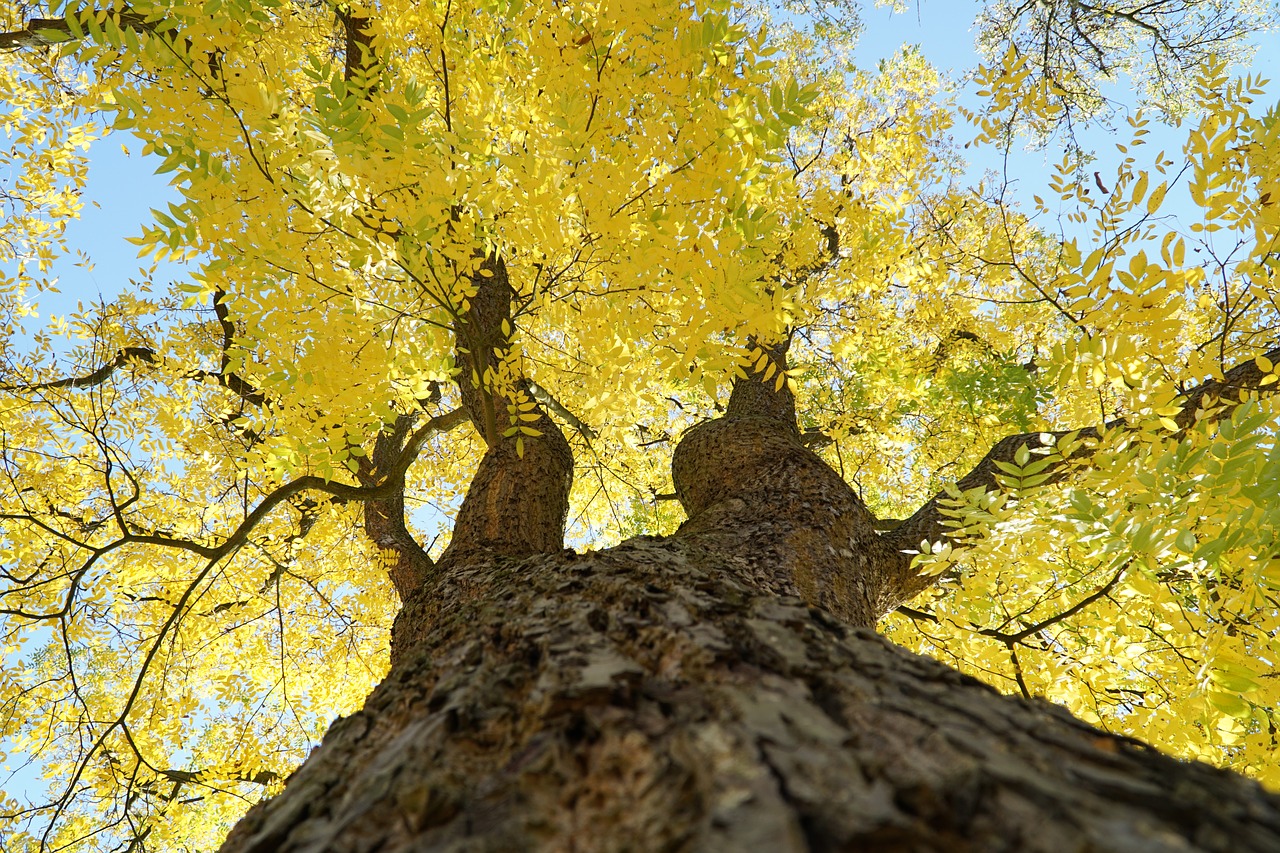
[438, 0, 453, 133]
[895, 604, 939, 623]
[158, 766, 278, 786]
[1, 347, 157, 392]
[977, 561, 1128, 645]
[0, 302, 265, 406]
[209, 291, 267, 406]
[529, 381, 597, 445]
[1008, 644, 1032, 700]
[800, 427, 833, 449]
[150, 406, 468, 567]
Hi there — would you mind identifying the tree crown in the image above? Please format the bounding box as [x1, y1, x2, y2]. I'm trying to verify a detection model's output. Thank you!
[1, 0, 1279, 848]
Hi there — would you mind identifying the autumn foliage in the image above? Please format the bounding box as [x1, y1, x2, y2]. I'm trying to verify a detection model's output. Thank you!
[0, 0, 1278, 848]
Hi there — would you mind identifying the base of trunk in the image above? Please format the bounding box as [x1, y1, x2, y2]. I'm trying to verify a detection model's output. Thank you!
[222, 538, 1280, 852]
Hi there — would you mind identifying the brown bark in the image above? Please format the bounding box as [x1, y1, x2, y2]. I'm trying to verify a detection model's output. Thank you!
[0, 14, 156, 51]
[380, 254, 574, 660]
[221, 540, 1280, 852]
[672, 339, 915, 627]
[356, 411, 467, 602]
[437, 256, 574, 573]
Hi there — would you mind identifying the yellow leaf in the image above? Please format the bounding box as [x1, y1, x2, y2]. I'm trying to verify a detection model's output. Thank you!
[1147, 181, 1167, 214]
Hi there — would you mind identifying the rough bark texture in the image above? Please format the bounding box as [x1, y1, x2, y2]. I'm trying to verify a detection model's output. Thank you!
[439, 256, 574, 583]
[221, 539, 1280, 852]
[673, 340, 915, 626]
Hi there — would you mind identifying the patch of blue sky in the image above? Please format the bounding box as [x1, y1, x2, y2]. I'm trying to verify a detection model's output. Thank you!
[858, 1, 1280, 233]
[1, 137, 193, 370]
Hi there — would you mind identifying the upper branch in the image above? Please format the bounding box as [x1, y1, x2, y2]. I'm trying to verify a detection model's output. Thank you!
[0, 296, 265, 407]
[0, 347, 157, 392]
[0, 12, 155, 51]
[336, 6, 376, 85]
[884, 343, 1280, 593]
[436, 254, 574, 568]
[724, 338, 800, 432]
[212, 291, 267, 406]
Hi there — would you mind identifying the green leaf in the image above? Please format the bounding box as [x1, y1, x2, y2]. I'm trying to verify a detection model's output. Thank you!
[1014, 443, 1031, 467]
[1207, 691, 1252, 720]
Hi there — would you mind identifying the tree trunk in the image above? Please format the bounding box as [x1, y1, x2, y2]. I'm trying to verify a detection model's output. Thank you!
[220, 537, 1280, 852]
[219, 311, 1280, 851]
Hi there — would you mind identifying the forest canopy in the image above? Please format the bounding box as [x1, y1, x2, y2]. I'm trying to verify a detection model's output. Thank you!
[1, 0, 1279, 848]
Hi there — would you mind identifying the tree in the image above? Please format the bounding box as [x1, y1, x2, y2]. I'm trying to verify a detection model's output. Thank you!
[974, 0, 1273, 125]
[1, 0, 1279, 849]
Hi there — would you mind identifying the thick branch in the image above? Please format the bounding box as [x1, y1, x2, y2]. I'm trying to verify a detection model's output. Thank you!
[437, 255, 573, 574]
[885, 344, 1280, 597]
[672, 337, 896, 628]
[336, 8, 376, 85]
[357, 408, 468, 601]
[673, 337, 803, 518]
[0, 13, 155, 51]
[1178, 344, 1280, 425]
[453, 257, 518, 446]
[724, 337, 799, 431]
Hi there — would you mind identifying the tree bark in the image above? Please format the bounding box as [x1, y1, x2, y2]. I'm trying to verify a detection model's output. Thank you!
[672, 339, 911, 628]
[220, 539, 1280, 852]
[219, 330, 1280, 852]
